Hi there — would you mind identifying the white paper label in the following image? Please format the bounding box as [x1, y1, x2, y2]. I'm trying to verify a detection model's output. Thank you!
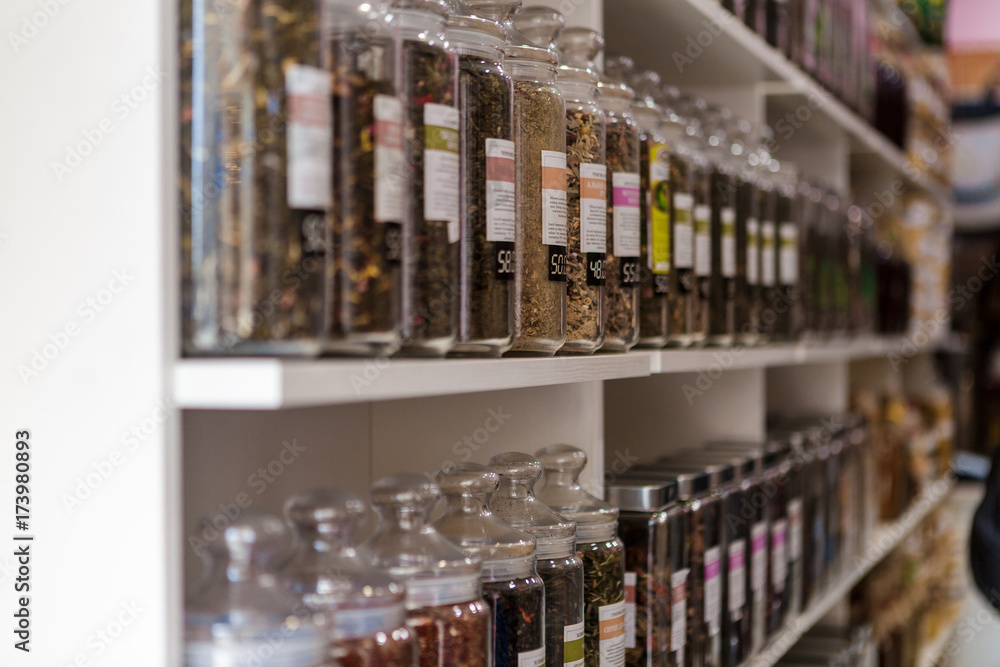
[694, 204, 711, 277]
[789, 498, 804, 561]
[485, 138, 516, 242]
[771, 519, 788, 593]
[673, 193, 694, 269]
[373, 95, 404, 223]
[721, 207, 736, 277]
[728, 539, 747, 614]
[761, 221, 776, 287]
[564, 621, 585, 667]
[670, 568, 689, 661]
[780, 222, 799, 285]
[746, 217, 760, 285]
[423, 103, 460, 240]
[580, 163, 608, 253]
[612, 172, 641, 257]
[751, 521, 767, 594]
[518, 647, 545, 667]
[704, 545, 722, 636]
[624, 571, 637, 649]
[541, 150, 568, 247]
[285, 65, 331, 210]
[599, 600, 627, 667]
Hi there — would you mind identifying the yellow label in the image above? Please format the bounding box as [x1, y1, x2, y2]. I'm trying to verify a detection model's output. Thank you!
[649, 143, 671, 274]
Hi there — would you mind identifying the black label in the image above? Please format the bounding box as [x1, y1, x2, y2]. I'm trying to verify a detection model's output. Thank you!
[384, 221, 403, 265]
[299, 210, 329, 258]
[586, 252, 606, 286]
[548, 245, 567, 281]
[653, 274, 671, 295]
[620, 258, 641, 287]
[677, 268, 695, 295]
[493, 241, 515, 281]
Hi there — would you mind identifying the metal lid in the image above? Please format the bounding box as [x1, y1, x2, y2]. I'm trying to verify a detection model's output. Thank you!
[619, 467, 710, 499]
[651, 456, 736, 488]
[670, 449, 756, 481]
[704, 441, 766, 475]
[605, 477, 678, 512]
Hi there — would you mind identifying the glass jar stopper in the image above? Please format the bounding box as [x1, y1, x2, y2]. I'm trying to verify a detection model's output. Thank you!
[487, 452, 577, 543]
[534, 444, 618, 525]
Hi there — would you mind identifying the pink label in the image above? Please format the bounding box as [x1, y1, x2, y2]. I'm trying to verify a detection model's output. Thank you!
[752, 532, 767, 553]
[705, 555, 721, 579]
[729, 548, 745, 570]
[772, 526, 786, 548]
[486, 153, 514, 183]
[613, 184, 641, 208]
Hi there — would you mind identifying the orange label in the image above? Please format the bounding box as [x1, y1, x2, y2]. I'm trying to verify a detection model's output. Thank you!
[542, 164, 566, 191]
[581, 175, 606, 200]
[599, 613, 626, 640]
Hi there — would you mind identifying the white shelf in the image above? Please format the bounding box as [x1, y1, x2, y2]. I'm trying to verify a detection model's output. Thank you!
[175, 335, 943, 409]
[750, 477, 957, 667]
[603, 0, 951, 206]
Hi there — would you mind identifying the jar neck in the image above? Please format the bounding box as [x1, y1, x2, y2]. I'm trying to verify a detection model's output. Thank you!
[575, 520, 616, 543]
[405, 573, 482, 608]
[506, 58, 558, 83]
[599, 94, 632, 114]
[453, 41, 503, 61]
[482, 554, 535, 582]
[334, 603, 407, 640]
[442, 493, 484, 515]
[381, 506, 428, 532]
[395, 8, 446, 42]
[535, 535, 576, 559]
[633, 107, 661, 134]
[558, 79, 599, 104]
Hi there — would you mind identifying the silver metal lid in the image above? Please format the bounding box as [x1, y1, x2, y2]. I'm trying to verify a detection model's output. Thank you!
[619, 467, 710, 499]
[605, 477, 678, 512]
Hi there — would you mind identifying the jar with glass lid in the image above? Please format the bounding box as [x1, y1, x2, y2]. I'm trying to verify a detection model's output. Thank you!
[619, 65, 670, 348]
[488, 452, 585, 667]
[467, 1, 568, 356]
[185, 512, 332, 666]
[279, 490, 417, 666]
[325, 0, 403, 356]
[365, 475, 490, 667]
[433, 464, 546, 667]
[760, 440, 791, 636]
[701, 105, 738, 346]
[186, 0, 329, 356]
[391, 0, 459, 356]
[552, 27, 607, 355]
[606, 476, 684, 667]
[744, 125, 774, 345]
[536, 444, 626, 667]
[773, 161, 801, 341]
[729, 118, 758, 346]
[624, 464, 714, 667]
[704, 443, 768, 655]
[446, 12, 515, 357]
[676, 96, 713, 346]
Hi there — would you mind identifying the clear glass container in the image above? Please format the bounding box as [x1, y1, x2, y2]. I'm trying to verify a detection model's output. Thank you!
[773, 161, 801, 341]
[554, 28, 607, 355]
[595, 43, 642, 353]
[433, 464, 545, 667]
[761, 441, 791, 637]
[606, 477, 684, 667]
[185, 512, 331, 666]
[622, 66, 670, 349]
[392, 0, 459, 357]
[469, 1, 567, 356]
[536, 445, 626, 667]
[798, 180, 824, 336]
[758, 174, 778, 341]
[677, 96, 713, 346]
[447, 14, 516, 357]
[365, 475, 490, 667]
[326, 0, 403, 356]
[186, 0, 329, 356]
[701, 105, 738, 346]
[730, 118, 758, 347]
[279, 490, 417, 666]
[488, 452, 585, 667]
[744, 125, 774, 345]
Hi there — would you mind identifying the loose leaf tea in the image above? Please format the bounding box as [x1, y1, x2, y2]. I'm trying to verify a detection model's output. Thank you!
[603, 112, 641, 351]
[579, 539, 626, 666]
[619, 513, 673, 667]
[188, 0, 330, 354]
[408, 600, 491, 667]
[400, 39, 459, 353]
[538, 555, 586, 667]
[691, 168, 711, 342]
[328, 29, 402, 355]
[509, 75, 567, 355]
[563, 107, 606, 351]
[483, 576, 546, 667]
[334, 631, 417, 667]
[709, 167, 736, 342]
[667, 149, 697, 346]
[454, 50, 515, 355]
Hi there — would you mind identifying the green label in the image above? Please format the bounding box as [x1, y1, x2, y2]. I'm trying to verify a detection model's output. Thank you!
[563, 621, 585, 665]
[425, 125, 458, 152]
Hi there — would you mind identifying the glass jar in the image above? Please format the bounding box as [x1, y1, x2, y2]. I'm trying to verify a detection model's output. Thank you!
[393, 0, 459, 357]
[701, 105, 738, 347]
[744, 125, 773, 345]
[187, 0, 329, 356]
[622, 67, 670, 348]
[605, 477, 683, 667]
[447, 15, 515, 357]
[758, 175, 778, 340]
[596, 49, 641, 353]
[662, 91, 700, 347]
[798, 181, 824, 336]
[553, 28, 607, 355]
[365, 475, 490, 667]
[626, 465, 714, 667]
[677, 96, 713, 346]
[432, 464, 546, 667]
[502, 42, 568, 355]
[773, 162, 800, 341]
[761, 441, 791, 637]
[704, 443, 768, 655]
[730, 119, 758, 346]
[279, 490, 417, 666]
[325, 0, 402, 356]
[536, 445, 626, 667]
[488, 452, 585, 667]
[185, 512, 331, 666]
